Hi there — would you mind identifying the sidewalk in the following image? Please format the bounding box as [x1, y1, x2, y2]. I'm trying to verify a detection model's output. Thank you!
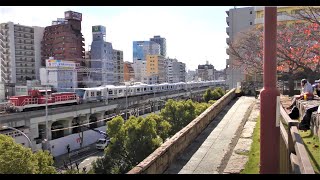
[223, 98, 260, 174]
[53, 143, 98, 170]
[164, 96, 255, 174]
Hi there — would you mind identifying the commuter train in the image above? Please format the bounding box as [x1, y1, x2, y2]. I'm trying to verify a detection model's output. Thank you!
[7, 80, 225, 112]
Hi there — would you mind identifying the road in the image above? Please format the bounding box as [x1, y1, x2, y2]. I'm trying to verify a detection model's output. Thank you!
[55, 110, 161, 173]
[77, 150, 104, 173]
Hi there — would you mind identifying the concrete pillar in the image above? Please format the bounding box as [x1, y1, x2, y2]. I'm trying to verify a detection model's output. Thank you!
[260, 7, 280, 174]
[98, 113, 104, 127]
[47, 121, 52, 140]
[64, 119, 72, 136]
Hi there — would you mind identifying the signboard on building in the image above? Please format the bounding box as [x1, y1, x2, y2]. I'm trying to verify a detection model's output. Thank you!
[65, 11, 82, 21]
[46, 60, 76, 69]
[92, 25, 106, 35]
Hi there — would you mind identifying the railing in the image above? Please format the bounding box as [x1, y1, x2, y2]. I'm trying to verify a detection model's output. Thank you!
[279, 104, 315, 174]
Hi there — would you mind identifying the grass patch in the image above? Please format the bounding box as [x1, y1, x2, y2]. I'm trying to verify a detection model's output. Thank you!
[299, 130, 320, 174]
[241, 116, 260, 174]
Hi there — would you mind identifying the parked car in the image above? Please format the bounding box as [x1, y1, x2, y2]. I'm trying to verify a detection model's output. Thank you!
[96, 138, 110, 150]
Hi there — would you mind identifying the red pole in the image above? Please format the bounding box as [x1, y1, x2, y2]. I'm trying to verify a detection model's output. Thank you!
[260, 7, 280, 174]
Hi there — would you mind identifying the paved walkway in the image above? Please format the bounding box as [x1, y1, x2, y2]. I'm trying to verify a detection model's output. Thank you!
[53, 143, 98, 170]
[165, 96, 255, 174]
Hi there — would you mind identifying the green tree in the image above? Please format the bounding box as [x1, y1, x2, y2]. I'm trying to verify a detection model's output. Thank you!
[34, 150, 56, 174]
[93, 115, 163, 174]
[203, 88, 214, 102]
[0, 134, 56, 174]
[214, 87, 225, 97]
[160, 99, 196, 135]
[194, 102, 211, 116]
[145, 114, 171, 142]
[211, 90, 221, 100]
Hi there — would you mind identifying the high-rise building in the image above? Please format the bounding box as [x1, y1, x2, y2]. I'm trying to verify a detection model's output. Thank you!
[150, 35, 166, 57]
[123, 61, 134, 82]
[41, 11, 85, 66]
[225, 7, 255, 89]
[178, 62, 186, 82]
[0, 22, 44, 89]
[113, 49, 124, 85]
[166, 58, 184, 83]
[90, 25, 114, 86]
[132, 41, 160, 82]
[146, 55, 166, 84]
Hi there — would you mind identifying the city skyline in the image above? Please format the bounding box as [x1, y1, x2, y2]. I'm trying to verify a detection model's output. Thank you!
[0, 6, 237, 71]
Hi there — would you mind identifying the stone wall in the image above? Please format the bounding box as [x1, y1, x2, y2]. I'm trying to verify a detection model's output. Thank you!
[127, 89, 236, 174]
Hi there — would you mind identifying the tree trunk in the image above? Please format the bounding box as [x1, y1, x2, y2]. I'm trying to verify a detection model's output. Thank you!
[288, 76, 295, 96]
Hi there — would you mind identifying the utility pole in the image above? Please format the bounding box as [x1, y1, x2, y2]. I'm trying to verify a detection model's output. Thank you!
[260, 7, 280, 174]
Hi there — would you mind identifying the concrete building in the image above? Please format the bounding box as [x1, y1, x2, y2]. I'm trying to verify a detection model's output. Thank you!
[113, 49, 124, 85]
[133, 41, 160, 62]
[254, 6, 320, 25]
[146, 55, 167, 84]
[186, 70, 196, 82]
[196, 62, 215, 81]
[225, 7, 255, 89]
[0, 22, 44, 101]
[150, 35, 166, 57]
[123, 61, 134, 82]
[166, 58, 184, 83]
[41, 11, 85, 66]
[178, 62, 186, 82]
[40, 59, 77, 91]
[132, 41, 160, 82]
[133, 60, 146, 82]
[90, 25, 114, 86]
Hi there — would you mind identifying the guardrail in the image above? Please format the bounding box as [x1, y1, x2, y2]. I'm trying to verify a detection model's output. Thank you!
[279, 104, 315, 174]
[127, 88, 236, 174]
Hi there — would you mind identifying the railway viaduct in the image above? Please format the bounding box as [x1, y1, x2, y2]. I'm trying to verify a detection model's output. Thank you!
[0, 86, 219, 156]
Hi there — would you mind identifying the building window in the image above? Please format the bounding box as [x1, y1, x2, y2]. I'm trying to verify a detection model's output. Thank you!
[250, 22, 252, 25]
[250, 11, 252, 14]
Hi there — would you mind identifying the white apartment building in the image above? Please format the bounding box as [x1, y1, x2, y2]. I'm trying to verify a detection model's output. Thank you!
[0, 22, 44, 101]
[166, 58, 182, 83]
[225, 7, 255, 89]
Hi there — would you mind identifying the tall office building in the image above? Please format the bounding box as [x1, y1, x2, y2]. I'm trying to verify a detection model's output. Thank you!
[225, 7, 255, 89]
[41, 11, 85, 66]
[132, 41, 160, 82]
[146, 55, 166, 84]
[113, 49, 124, 85]
[90, 25, 114, 86]
[0, 22, 44, 100]
[150, 35, 166, 57]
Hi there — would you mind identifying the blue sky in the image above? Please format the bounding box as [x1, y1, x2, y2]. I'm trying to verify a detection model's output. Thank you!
[0, 6, 241, 71]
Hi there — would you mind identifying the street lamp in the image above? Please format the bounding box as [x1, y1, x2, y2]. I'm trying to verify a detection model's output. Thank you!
[1, 125, 33, 151]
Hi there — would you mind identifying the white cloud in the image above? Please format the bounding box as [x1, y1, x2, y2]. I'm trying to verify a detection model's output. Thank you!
[0, 6, 228, 71]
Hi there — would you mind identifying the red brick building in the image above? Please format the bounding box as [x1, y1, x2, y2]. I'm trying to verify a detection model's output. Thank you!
[41, 11, 85, 66]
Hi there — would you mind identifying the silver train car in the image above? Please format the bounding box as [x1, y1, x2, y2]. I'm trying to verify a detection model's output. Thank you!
[75, 80, 226, 103]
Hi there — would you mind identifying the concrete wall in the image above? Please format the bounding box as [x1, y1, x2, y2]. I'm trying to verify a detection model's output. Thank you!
[127, 88, 236, 174]
[49, 126, 106, 157]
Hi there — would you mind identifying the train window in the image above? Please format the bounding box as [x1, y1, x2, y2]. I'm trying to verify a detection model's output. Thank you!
[144, 88, 146, 91]
[108, 90, 113, 95]
[91, 92, 95, 97]
[86, 91, 89, 97]
[150, 87, 153, 90]
[119, 90, 122, 93]
[97, 91, 101, 96]
[137, 88, 140, 92]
